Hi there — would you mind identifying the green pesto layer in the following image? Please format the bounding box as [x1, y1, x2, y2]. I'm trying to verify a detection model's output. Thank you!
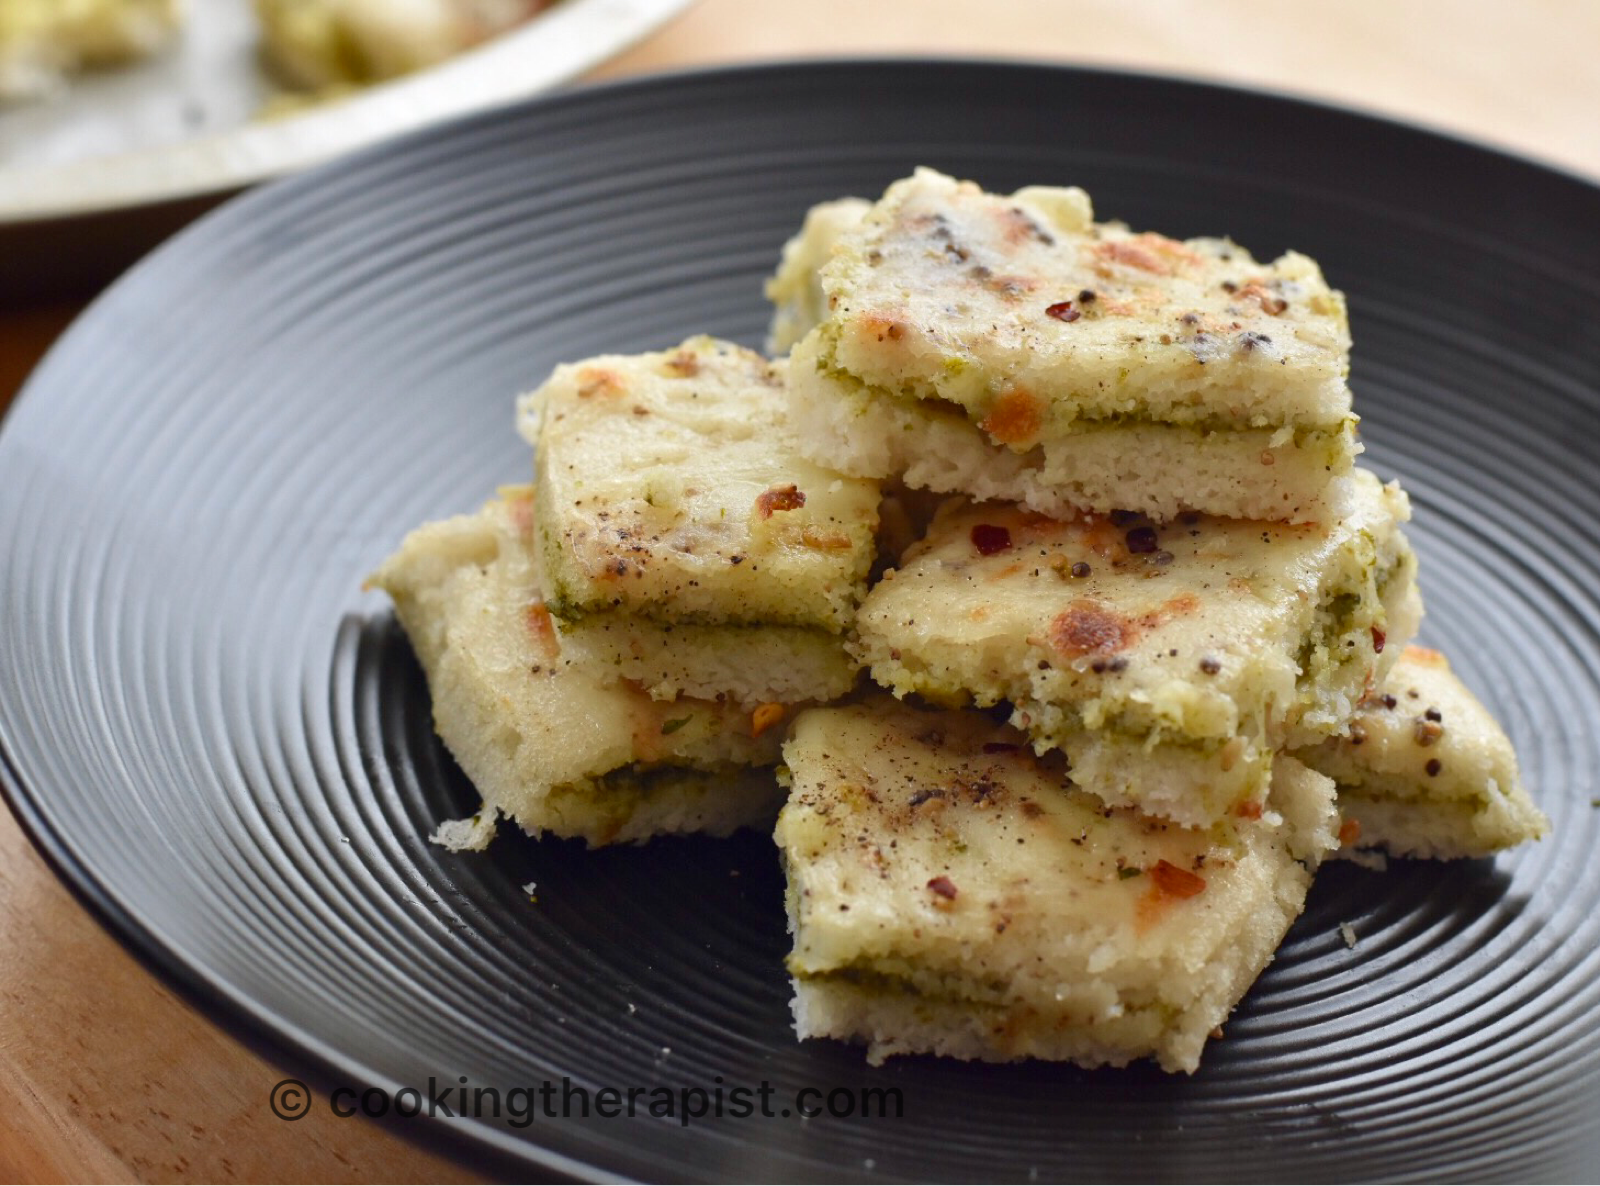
[811, 341, 1358, 443]
[538, 761, 785, 846]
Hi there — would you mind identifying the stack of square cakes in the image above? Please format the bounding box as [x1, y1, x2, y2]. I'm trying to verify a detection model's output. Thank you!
[371, 336, 880, 847]
[373, 169, 1547, 1073]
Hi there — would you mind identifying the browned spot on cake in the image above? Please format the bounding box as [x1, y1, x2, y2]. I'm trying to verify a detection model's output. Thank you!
[1178, 310, 1235, 335]
[524, 602, 560, 661]
[983, 272, 1042, 300]
[1149, 592, 1201, 625]
[1047, 592, 1201, 660]
[1090, 234, 1199, 277]
[629, 694, 672, 764]
[800, 524, 853, 551]
[662, 349, 701, 377]
[507, 490, 536, 539]
[1402, 644, 1448, 668]
[1067, 513, 1135, 562]
[1048, 598, 1135, 658]
[979, 385, 1044, 447]
[861, 313, 908, 343]
[575, 367, 626, 398]
[1235, 282, 1288, 315]
[995, 204, 1055, 247]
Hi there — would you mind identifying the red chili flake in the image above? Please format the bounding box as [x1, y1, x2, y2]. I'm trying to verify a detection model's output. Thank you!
[1125, 526, 1159, 554]
[927, 876, 959, 900]
[1371, 626, 1387, 654]
[1338, 818, 1362, 846]
[756, 484, 806, 518]
[1045, 301, 1081, 322]
[1150, 859, 1207, 899]
[970, 524, 1013, 555]
[1234, 800, 1263, 820]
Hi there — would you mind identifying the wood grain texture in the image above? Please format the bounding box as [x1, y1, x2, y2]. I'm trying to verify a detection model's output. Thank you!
[0, 804, 480, 1184]
[0, 1, 1592, 1179]
[595, 0, 1600, 183]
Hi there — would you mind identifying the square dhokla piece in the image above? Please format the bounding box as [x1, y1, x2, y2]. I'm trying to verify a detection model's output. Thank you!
[784, 168, 1360, 522]
[518, 335, 880, 630]
[766, 196, 872, 355]
[367, 488, 786, 848]
[775, 697, 1339, 1073]
[854, 468, 1420, 825]
[1295, 645, 1549, 859]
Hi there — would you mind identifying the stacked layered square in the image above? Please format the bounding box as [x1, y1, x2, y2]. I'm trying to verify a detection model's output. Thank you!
[777, 168, 1359, 523]
[852, 474, 1420, 826]
[372, 169, 1547, 1075]
[371, 336, 879, 847]
[766, 169, 1541, 1070]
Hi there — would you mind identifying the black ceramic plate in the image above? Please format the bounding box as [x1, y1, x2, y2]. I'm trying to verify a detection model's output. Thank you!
[3, 62, 1599, 1182]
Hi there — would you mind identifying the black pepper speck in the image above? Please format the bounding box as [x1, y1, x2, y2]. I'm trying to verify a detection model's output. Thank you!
[1126, 526, 1159, 554]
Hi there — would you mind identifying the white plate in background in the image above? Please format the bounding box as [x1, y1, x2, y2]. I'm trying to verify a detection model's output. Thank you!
[1, 0, 694, 221]
[0, 0, 692, 301]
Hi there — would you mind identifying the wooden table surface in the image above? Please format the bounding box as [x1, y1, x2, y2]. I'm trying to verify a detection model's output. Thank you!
[1, 2, 1594, 1181]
